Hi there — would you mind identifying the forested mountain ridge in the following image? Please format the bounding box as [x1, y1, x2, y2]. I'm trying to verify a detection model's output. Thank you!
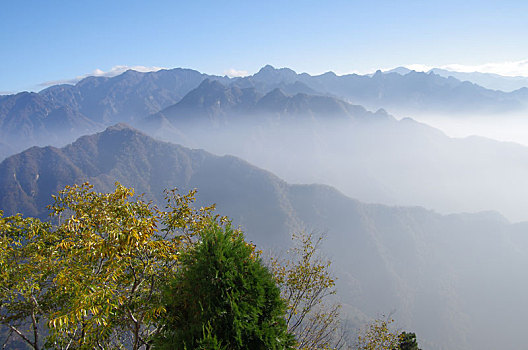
[0, 124, 301, 245]
[1, 125, 527, 350]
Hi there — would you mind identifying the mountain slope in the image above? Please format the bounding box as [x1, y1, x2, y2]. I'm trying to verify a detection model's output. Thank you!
[0, 92, 102, 158]
[145, 79, 384, 128]
[1, 125, 528, 350]
[0, 68, 231, 160]
[140, 79, 528, 222]
[39, 68, 231, 124]
[386, 67, 528, 92]
[0, 124, 300, 245]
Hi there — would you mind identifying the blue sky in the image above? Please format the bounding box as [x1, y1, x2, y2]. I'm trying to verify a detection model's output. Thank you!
[1, 0, 527, 93]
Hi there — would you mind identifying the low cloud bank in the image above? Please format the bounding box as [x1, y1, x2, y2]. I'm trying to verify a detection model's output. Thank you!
[38, 65, 166, 88]
[405, 59, 528, 77]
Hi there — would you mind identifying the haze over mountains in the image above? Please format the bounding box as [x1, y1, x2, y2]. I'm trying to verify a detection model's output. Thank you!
[132, 76, 528, 222]
[242, 65, 528, 116]
[2, 65, 528, 350]
[387, 66, 528, 92]
[2, 65, 528, 160]
[2, 125, 528, 350]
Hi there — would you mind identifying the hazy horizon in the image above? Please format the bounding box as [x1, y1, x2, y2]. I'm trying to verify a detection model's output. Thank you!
[2, 0, 528, 92]
[2, 1, 528, 349]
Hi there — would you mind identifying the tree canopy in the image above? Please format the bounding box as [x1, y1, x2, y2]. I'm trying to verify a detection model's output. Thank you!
[269, 233, 344, 349]
[153, 223, 295, 350]
[0, 182, 221, 349]
[397, 332, 421, 350]
[0, 182, 420, 350]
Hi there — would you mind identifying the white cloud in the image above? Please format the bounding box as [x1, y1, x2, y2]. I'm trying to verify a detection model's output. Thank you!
[39, 65, 166, 88]
[401, 59, 528, 77]
[38, 77, 80, 87]
[404, 64, 434, 72]
[93, 65, 165, 77]
[92, 68, 106, 76]
[224, 68, 248, 78]
[441, 60, 528, 77]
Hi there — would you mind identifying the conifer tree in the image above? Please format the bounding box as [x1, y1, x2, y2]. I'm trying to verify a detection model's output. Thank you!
[154, 223, 295, 350]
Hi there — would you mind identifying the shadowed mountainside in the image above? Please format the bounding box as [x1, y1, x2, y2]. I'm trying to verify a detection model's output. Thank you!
[1, 125, 528, 350]
[142, 78, 385, 131]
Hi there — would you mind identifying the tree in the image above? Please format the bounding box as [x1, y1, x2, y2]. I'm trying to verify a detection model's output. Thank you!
[1, 183, 349, 350]
[269, 233, 345, 350]
[0, 213, 54, 350]
[153, 223, 296, 350]
[355, 319, 422, 350]
[356, 319, 399, 350]
[397, 332, 420, 350]
[0, 183, 222, 349]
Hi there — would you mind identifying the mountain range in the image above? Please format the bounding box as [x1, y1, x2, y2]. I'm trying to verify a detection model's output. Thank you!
[142, 78, 383, 132]
[1, 125, 527, 350]
[2, 65, 528, 161]
[387, 66, 528, 92]
[0, 68, 228, 157]
[134, 77, 528, 222]
[3, 66, 528, 221]
[2, 65, 528, 350]
[236, 65, 528, 116]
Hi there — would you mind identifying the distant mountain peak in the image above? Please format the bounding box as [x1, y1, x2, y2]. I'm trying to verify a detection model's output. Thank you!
[258, 88, 288, 105]
[171, 79, 230, 107]
[120, 69, 142, 77]
[253, 65, 298, 83]
[384, 66, 413, 75]
[259, 64, 276, 72]
[195, 78, 225, 89]
[321, 71, 337, 77]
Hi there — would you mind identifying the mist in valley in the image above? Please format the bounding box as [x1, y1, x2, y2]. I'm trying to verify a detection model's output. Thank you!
[2, 65, 528, 350]
[123, 90, 528, 350]
[136, 108, 528, 350]
[4, 1, 528, 348]
[406, 112, 528, 147]
[144, 107, 528, 223]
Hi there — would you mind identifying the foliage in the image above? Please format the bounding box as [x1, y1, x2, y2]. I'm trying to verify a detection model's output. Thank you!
[356, 319, 422, 350]
[269, 233, 344, 350]
[356, 319, 400, 350]
[397, 332, 420, 350]
[153, 223, 296, 350]
[0, 182, 222, 350]
[0, 212, 54, 350]
[1, 182, 354, 350]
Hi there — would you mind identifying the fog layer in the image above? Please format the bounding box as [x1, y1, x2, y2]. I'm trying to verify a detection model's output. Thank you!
[144, 110, 528, 222]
